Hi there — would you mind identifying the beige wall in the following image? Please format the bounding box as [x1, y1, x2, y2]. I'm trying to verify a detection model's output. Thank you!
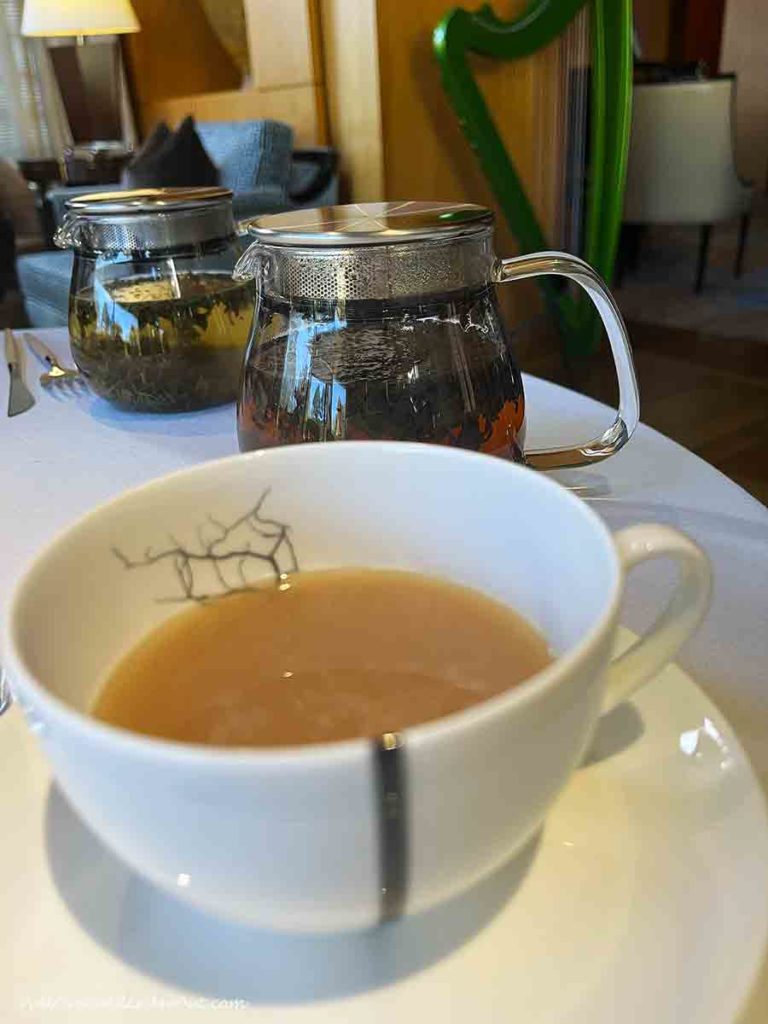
[125, 0, 328, 144]
[124, 0, 242, 134]
[319, 0, 384, 200]
[721, 0, 768, 184]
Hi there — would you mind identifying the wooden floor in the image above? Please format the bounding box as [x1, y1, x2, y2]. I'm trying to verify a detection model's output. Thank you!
[519, 317, 768, 507]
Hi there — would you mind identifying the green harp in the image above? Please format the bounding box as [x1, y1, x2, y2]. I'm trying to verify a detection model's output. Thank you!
[434, 0, 633, 356]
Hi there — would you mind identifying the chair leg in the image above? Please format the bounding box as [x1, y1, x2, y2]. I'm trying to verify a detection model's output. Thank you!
[614, 224, 643, 287]
[735, 212, 750, 277]
[614, 225, 629, 286]
[628, 225, 645, 272]
[695, 225, 711, 294]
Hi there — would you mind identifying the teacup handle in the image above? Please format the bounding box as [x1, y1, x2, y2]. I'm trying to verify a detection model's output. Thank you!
[494, 252, 640, 469]
[602, 524, 712, 713]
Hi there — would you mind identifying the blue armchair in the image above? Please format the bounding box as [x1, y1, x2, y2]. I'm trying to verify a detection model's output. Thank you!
[17, 120, 339, 327]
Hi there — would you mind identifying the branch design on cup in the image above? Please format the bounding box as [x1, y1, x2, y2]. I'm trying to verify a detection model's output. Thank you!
[112, 489, 298, 602]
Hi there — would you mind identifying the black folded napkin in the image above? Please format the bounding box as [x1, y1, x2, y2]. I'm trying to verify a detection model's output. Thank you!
[122, 116, 219, 189]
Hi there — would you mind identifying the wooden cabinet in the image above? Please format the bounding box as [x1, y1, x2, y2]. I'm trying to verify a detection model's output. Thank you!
[124, 0, 328, 146]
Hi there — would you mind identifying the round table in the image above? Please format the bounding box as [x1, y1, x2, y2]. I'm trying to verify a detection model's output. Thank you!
[3, 329, 768, 1018]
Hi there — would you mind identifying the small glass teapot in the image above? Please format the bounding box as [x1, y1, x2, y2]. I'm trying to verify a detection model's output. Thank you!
[234, 202, 638, 467]
[56, 187, 254, 412]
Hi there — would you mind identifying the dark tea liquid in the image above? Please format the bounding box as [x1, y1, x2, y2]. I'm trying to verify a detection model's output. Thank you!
[70, 272, 253, 412]
[238, 286, 526, 456]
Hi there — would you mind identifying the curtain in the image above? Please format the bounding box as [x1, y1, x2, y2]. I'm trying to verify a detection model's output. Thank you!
[0, 0, 71, 159]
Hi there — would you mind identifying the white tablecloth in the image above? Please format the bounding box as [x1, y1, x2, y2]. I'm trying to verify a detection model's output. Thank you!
[2, 329, 768, 1015]
[3, 330, 766, 777]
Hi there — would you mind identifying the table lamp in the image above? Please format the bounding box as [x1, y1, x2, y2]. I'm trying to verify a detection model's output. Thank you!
[21, 0, 140, 145]
[21, 0, 139, 39]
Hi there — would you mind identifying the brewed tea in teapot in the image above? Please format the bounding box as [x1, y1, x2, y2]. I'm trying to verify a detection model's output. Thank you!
[235, 202, 638, 468]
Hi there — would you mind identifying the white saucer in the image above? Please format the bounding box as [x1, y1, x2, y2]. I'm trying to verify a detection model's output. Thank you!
[3, 630, 768, 1024]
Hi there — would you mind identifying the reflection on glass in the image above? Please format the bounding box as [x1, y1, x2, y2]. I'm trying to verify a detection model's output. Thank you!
[679, 716, 733, 770]
[238, 286, 526, 457]
[69, 252, 254, 412]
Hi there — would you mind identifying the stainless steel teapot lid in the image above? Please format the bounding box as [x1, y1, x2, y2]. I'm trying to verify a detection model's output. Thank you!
[56, 187, 235, 254]
[237, 201, 495, 301]
[65, 186, 231, 215]
[245, 201, 493, 246]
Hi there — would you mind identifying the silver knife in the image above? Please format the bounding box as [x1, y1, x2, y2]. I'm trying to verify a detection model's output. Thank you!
[5, 329, 35, 417]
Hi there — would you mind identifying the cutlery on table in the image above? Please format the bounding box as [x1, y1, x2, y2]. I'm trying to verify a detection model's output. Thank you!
[4, 328, 35, 417]
[24, 332, 85, 391]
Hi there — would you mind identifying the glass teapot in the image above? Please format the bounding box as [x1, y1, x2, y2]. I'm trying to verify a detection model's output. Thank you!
[234, 202, 638, 468]
[55, 188, 253, 412]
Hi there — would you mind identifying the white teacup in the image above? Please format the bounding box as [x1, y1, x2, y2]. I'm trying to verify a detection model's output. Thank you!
[4, 443, 710, 932]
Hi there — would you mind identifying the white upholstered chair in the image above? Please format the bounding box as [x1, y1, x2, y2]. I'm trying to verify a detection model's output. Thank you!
[622, 76, 753, 292]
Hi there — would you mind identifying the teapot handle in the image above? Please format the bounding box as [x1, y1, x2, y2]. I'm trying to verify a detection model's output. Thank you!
[494, 252, 639, 469]
[53, 212, 80, 249]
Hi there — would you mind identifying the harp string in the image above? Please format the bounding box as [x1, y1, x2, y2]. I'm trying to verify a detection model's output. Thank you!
[555, 5, 591, 257]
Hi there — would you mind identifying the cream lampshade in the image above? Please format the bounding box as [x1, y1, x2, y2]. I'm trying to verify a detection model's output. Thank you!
[21, 0, 140, 37]
[21, 0, 140, 148]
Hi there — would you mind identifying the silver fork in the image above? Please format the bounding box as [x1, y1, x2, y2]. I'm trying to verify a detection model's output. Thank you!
[23, 333, 86, 392]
